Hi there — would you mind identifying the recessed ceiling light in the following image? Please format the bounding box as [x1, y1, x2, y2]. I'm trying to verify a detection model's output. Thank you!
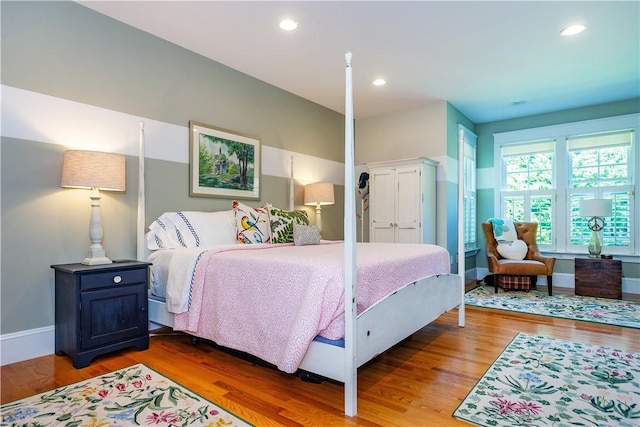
[560, 24, 586, 37]
[373, 78, 386, 86]
[279, 19, 298, 31]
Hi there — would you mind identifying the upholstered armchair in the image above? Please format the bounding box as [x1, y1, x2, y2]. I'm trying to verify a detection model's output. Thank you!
[481, 222, 556, 296]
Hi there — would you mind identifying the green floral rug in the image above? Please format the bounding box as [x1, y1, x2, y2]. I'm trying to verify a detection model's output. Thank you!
[0, 363, 252, 426]
[465, 285, 640, 329]
[453, 333, 640, 426]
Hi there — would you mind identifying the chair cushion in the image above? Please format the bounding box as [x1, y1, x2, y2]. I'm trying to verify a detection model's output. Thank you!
[496, 259, 548, 275]
[497, 240, 528, 260]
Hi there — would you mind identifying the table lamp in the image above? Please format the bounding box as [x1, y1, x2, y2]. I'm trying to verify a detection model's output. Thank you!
[304, 182, 335, 235]
[579, 198, 612, 258]
[62, 150, 126, 265]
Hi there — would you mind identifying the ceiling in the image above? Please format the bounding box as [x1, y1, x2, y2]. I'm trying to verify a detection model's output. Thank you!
[77, 1, 639, 123]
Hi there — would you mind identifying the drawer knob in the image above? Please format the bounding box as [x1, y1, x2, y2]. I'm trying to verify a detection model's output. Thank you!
[113, 275, 122, 284]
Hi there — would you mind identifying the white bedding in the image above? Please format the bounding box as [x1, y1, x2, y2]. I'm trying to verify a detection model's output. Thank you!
[148, 244, 238, 313]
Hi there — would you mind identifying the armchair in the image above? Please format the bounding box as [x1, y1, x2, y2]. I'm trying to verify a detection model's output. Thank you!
[481, 222, 556, 296]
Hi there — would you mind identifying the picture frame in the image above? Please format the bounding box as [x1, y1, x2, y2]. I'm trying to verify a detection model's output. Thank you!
[189, 121, 261, 199]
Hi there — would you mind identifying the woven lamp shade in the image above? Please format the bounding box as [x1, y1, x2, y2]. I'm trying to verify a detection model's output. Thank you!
[61, 150, 126, 191]
[304, 182, 335, 206]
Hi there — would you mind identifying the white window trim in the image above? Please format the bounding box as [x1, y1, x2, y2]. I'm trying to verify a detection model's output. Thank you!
[493, 113, 639, 256]
[459, 124, 477, 251]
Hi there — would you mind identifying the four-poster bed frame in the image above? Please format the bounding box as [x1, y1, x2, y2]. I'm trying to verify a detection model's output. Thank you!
[138, 52, 465, 417]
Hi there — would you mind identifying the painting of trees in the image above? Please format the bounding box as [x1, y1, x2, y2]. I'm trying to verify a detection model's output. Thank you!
[190, 121, 259, 199]
[225, 140, 254, 189]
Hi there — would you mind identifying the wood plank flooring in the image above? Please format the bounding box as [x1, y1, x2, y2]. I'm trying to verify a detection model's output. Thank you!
[2, 289, 638, 426]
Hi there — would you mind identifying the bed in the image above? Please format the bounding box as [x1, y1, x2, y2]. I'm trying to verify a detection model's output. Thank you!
[146, 236, 460, 372]
[138, 53, 465, 416]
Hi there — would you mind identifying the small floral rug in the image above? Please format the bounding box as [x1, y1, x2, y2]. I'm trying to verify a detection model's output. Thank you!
[465, 285, 640, 329]
[453, 333, 640, 426]
[0, 363, 252, 426]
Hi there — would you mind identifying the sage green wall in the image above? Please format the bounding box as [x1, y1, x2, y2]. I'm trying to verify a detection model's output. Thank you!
[475, 98, 640, 279]
[2, 2, 344, 163]
[1, 1, 344, 336]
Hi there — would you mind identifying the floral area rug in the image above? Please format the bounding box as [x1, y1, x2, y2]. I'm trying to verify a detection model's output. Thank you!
[453, 333, 640, 426]
[465, 285, 640, 329]
[1, 363, 252, 426]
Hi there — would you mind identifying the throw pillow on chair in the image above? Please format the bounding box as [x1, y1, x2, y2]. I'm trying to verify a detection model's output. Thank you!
[496, 239, 528, 260]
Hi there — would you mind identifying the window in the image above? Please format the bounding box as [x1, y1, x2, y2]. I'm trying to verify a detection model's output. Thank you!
[459, 124, 477, 251]
[494, 114, 638, 256]
[501, 141, 555, 247]
[568, 131, 633, 251]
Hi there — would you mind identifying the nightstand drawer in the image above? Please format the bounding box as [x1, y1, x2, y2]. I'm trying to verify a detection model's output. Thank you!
[80, 268, 147, 291]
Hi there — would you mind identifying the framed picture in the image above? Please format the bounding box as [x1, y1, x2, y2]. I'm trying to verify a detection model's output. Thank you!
[189, 121, 260, 199]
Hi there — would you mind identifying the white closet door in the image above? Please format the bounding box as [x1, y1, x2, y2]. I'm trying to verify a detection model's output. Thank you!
[395, 166, 422, 243]
[370, 168, 395, 243]
[367, 157, 438, 244]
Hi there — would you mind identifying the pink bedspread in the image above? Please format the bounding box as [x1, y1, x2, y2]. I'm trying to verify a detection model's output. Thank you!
[173, 242, 450, 373]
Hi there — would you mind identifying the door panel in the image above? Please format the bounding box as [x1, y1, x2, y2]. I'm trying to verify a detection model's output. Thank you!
[395, 166, 421, 242]
[81, 284, 147, 349]
[370, 169, 396, 243]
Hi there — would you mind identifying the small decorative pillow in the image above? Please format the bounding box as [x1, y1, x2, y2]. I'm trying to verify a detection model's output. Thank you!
[497, 240, 528, 260]
[293, 223, 321, 246]
[489, 218, 518, 242]
[267, 204, 310, 244]
[232, 200, 271, 244]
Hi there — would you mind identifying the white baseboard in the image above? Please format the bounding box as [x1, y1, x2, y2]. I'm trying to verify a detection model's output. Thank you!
[474, 268, 640, 295]
[0, 325, 55, 366]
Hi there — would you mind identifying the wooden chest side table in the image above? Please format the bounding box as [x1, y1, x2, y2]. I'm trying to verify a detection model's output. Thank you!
[574, 257, 622, 299]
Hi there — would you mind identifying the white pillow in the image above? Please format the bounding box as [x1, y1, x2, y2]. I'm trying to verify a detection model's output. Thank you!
[497, 240, 528, 260]
[179, 210, 237, 246]
[147, 210, 237, 250]
[147, 212, 180, 250]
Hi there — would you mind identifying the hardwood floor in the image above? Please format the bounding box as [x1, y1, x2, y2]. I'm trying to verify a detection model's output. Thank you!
[2, 294, 638, 426]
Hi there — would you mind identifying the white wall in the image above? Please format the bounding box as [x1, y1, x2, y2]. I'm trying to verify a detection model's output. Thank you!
[354, 101, 450, 246]
[355, 101, 447, 165]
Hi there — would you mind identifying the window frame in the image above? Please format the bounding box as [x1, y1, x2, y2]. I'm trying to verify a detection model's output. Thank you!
[493, 113, 639, 258]
[459, 124, 477, 252]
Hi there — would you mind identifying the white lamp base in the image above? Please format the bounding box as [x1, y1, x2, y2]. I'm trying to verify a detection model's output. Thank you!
[315, 204, 323, 236]
[82, 189, 113, 265]
[82, 255, 113, 265]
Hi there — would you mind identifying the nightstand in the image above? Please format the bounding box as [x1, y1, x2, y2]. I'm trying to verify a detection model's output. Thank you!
[574, 257, 622, 299]
[51, 260, 150, 368]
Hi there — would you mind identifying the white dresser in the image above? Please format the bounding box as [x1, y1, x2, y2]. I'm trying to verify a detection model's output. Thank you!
[366, 157, 438, 244]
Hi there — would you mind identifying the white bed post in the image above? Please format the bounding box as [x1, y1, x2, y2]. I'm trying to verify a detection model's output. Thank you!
[289, 155, 295, 211]
[136, 121, 146, 261]
[457, 126, 466, 327]
[344, 51, 358, 417]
